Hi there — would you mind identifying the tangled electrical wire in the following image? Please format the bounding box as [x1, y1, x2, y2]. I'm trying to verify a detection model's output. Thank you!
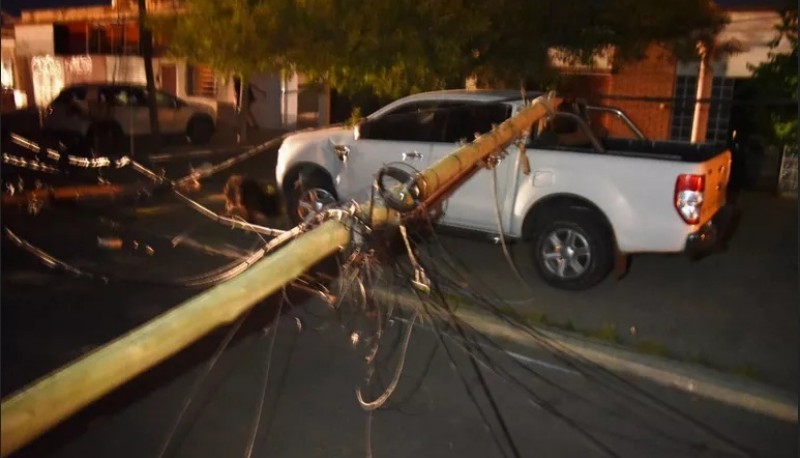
[2, 132, 298, 289]
[2, 119, 755, 458]
[329, 197, 754, 458]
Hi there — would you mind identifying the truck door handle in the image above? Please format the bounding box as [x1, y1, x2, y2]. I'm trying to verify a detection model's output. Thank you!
[402, 150, 422, 161]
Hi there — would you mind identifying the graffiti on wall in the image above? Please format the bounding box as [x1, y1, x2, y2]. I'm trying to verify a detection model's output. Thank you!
[66, 56, 93, 77]
[30, 55, 96, 106]
[778, 146, 798, 197]
[31, 55, 65, 107]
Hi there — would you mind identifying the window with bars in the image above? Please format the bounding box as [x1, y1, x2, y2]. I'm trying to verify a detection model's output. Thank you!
[185, 64, 217, 98]
[670, 75, 697, 141]
[705, 77, 735, 144]
[670, 75, 736, 143]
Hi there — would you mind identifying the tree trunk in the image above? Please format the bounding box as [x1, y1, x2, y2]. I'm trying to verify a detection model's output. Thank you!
[138, 0, 161, 156]
[318, 79, 331, 127]
[238, 74, 249, 144]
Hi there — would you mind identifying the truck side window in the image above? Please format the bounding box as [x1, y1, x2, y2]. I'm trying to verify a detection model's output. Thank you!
[533, 102, 603, 150]
[442, 103, 510, 143]
[361, 102, 445, 142]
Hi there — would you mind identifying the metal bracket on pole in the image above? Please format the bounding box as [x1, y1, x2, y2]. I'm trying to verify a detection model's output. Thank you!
[399, 224, 430, 294]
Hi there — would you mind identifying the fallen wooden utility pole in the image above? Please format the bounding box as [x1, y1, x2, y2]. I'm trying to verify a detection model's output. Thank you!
[0, 93, 560, 457]
[1, 184, 133, 207]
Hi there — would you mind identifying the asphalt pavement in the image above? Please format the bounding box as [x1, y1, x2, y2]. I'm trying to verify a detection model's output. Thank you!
[5, 296, 797, 458]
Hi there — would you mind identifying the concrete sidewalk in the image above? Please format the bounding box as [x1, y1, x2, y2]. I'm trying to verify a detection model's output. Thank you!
[5, 296, 797, 458]
[371, 287, 796, 423]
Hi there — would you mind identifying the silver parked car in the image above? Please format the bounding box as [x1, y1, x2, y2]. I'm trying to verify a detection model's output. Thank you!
[42, 83, 217, 149]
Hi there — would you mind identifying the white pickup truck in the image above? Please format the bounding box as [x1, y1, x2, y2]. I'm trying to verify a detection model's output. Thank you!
[276, 90, 733, 290]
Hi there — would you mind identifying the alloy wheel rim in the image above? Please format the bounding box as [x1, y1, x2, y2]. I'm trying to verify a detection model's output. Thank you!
[540, 228, 592, 279]
[296, 188, 336, 220]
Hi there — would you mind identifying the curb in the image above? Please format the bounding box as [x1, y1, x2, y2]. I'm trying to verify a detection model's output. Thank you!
[370, 287, 798, 423]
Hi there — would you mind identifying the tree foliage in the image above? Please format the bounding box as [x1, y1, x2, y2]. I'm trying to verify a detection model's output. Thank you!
[470, 0, 728, 86]
[158, 0, 292, 77]
[749, 5, 798, 145]
[162, 0, 728, 98]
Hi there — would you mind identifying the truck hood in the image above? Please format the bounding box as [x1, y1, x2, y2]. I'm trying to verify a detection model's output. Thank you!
[281, 125, 354, 148]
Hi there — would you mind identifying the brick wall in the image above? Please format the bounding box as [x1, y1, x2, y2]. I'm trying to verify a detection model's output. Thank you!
[558, 73, 614, 131]
[559, 44, 679, 140]
[606, 45, 677, 140]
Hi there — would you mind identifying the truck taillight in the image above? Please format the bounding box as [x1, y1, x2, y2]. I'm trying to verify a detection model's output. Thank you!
[675, 174, 705, 224]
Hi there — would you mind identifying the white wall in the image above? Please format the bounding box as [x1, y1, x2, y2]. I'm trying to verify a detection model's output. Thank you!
[105, 55, 145, 83]
[14, 24, 55, 57]
[280, 72, 298, 129]
[250, 73, 283, 130]
[677, 10, 793, 77]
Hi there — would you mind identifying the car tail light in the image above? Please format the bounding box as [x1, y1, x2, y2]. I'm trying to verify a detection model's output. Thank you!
[675, 174, 705, 224]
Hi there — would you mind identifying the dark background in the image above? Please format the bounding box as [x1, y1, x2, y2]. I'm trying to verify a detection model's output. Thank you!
[3, 0, 110, 15]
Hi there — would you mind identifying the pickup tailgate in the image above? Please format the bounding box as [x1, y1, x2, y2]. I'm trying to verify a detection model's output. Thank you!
[699, 149, 732, 225]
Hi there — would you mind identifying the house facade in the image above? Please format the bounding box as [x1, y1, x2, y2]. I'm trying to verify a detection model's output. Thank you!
[555, 2, 792, 144]
[2, 10, 29, 112]
[8, 0, 316, 129]
[6, 0, 792, 140]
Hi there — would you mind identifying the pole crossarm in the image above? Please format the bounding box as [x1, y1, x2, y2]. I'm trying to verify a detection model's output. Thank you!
[0, 93, 560, 457]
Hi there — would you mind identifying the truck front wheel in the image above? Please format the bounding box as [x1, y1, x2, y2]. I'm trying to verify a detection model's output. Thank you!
[529, 208, 613, 290]
[283, 169, 338, 225]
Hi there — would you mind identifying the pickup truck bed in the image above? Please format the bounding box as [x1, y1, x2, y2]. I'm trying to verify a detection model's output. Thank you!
[603, 138, 729, 163]
[535, 136, 728, 163]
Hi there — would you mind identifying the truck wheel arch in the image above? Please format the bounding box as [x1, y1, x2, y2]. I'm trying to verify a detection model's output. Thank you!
[521, 194, 617, 246]
[522, 194, 624, 289]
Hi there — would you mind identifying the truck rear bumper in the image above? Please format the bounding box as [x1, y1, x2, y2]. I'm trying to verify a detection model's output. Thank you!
[685, 204, 736, 257]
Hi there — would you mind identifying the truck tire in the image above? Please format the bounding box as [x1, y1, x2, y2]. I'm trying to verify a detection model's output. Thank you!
[283, 169, 338, 225]
[187, 115, 214, 145]
[86, 122, 123, 157]
[529, 208, 613, 290]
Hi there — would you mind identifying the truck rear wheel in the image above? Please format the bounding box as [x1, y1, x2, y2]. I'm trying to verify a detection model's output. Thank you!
[529, 208, 613, 290]
[187, 115, 214, 145]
